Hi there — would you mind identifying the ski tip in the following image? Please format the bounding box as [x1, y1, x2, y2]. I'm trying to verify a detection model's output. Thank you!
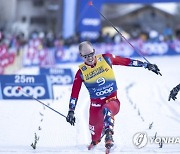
[17, 86, 22, 91]
[105, 148, 110, 154]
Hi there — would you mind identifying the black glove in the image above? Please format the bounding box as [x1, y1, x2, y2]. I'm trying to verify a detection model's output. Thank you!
[168, 86, 180, 101]
[145, 63, 162, 76]
[66, 111, 75, 126]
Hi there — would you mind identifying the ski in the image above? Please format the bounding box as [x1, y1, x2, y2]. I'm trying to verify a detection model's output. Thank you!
[88, 144, 96, 150]
[105, 144, 117, 154]
[105, 147, 111, 154]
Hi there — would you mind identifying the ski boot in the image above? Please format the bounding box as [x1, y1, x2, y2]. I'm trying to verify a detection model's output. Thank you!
[88, 140, 100, 150]
[103, 108, 115, 153]
[105, 129, 114, 149]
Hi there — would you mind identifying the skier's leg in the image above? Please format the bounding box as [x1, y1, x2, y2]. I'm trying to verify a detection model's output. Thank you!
[102, 99, 120, 148]
[104, 98, 120, 116]
[88, 105, 104, 149]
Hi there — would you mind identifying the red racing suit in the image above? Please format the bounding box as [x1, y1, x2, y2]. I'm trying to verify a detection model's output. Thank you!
[68, 53, 145, 142]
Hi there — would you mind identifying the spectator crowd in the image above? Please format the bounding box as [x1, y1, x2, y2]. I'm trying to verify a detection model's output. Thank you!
[0, 27, 180, 74]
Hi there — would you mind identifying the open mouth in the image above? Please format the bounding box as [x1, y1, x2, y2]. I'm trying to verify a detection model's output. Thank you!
[88, 59, 93, 62]
[87, 58, 94, 63]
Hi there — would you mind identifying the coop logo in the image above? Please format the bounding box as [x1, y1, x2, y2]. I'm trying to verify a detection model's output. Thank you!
[133, 132, 180, 149]
[3, 86, 45, 98]
[96, 87, 113, 96]
[82, 18, 100, 26]
[49, 75, 72, 85]
[81, 31, 99, 39]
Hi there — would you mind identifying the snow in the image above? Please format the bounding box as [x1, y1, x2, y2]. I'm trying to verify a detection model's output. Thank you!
[0, 55, 180, 154]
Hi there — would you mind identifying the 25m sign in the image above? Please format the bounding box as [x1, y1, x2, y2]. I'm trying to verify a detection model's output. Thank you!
[0, 75, 53, 99]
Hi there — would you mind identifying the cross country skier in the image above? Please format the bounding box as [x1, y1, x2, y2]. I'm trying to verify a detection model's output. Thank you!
[66, 41, 161, 153]
[169, 84, 180, 101]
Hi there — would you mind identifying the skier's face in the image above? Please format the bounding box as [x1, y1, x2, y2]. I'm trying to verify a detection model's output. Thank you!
[80, 44, 96, 65]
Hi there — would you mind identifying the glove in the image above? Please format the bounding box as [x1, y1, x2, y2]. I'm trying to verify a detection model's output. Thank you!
[168, 86, 179, 101]
[66, 111, 75, 126]
[145, 63, 162, 76]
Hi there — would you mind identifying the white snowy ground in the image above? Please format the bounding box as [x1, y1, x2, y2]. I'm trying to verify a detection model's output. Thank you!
[0, 55, 180, 154]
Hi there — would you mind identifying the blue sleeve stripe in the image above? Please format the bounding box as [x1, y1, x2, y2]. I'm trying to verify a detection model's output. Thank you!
[104, 56, 112, 68]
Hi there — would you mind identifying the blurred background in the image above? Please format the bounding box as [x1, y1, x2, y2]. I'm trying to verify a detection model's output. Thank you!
[0, 0, 180, 74]
[0, 1, 180, 153]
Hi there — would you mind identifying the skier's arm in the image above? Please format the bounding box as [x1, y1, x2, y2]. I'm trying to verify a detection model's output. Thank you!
[69, 69, 83, 111]
[103, 53, 161, 75]
[103, 53, 149, 67]
[102, 53, 131, 66]
[66, 69, 83, 126]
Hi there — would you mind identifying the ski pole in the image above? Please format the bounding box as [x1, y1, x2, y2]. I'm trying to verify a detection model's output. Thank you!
[17, 86, 66, 118]
[88, 1, 150, 64]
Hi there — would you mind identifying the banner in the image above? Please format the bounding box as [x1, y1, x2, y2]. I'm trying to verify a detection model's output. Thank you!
[77, 0, 103, 40]
[0, 75, 53, 99]
[76, 0, 179, 40]
[22, 41, 180, 65]
[22, 46, 55, 67]
[39, 67, 74, 85]
[54, 41, 180, 63]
